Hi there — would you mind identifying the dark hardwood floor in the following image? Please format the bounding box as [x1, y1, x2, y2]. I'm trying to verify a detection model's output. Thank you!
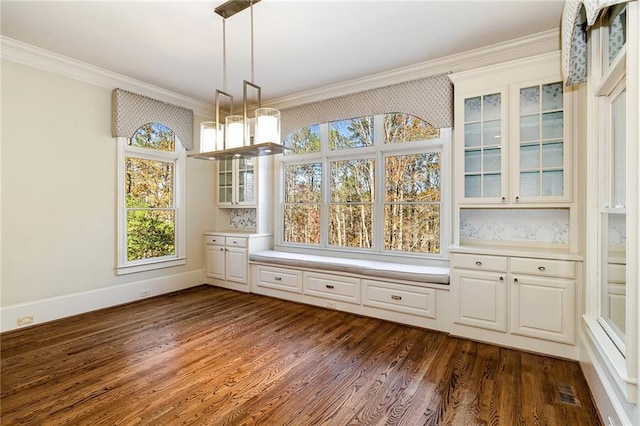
[1, 285, 601, 425]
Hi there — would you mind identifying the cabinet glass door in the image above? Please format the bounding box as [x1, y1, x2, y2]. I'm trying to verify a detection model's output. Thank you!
[463, 92, 503, 200]
[218, 159, 234, 204]
[236, 158, 255, 204]
[517, 82, 566, 200]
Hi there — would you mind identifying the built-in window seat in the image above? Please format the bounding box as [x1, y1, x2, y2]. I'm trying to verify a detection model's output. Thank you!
[248, 250, 451, 333]
[249, 250, 450, 285]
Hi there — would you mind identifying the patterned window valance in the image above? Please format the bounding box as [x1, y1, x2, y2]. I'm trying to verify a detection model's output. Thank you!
[280, 72, 452, 137]
[562, 0, 629, 86]
[111, 89, 194, 150]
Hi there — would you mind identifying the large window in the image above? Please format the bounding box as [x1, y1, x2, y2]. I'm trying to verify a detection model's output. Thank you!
[280, 113, 449, 258]
[117, 123, 186, 274]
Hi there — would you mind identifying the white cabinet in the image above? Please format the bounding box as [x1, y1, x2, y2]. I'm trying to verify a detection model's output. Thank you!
[217, 158, 256, 207]
[451, 250, 576, 347]
[450, 53, 573, 206]
[204, 233, 272, 292]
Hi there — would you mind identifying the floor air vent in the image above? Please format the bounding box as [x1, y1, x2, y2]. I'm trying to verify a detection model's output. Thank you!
[555, 382, 581, 407]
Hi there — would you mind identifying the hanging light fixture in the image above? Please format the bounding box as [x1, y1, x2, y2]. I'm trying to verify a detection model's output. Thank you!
[192, 0, 288, 160]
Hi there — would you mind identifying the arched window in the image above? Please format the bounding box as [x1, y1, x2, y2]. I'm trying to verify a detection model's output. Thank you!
[117, 123, 186, 274]
[279, 113, 449, 260]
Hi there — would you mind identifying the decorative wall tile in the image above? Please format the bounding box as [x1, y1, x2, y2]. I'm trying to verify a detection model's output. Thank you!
[607, 213, 626, 246]
[460, 209, 569, 244]
[229, 208, 257, 229]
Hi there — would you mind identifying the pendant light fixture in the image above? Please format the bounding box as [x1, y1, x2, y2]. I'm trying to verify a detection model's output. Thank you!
[192, 0, 288, 161]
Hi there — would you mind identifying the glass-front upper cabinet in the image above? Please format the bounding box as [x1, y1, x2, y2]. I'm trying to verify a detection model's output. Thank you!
[512, 80, 571, 203]
[217, 158, 256, 207]
[460, 88, 508, 204]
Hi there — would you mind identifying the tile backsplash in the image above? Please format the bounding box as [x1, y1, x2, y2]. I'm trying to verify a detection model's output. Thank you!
[229, 208, 257, 229]
[460, 208, 569, 244]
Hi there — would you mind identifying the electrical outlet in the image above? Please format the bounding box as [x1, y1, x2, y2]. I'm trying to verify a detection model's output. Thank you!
[326, 301, 336, 309]
[17, 315, 34, 326]
[140, 289, 151, 298]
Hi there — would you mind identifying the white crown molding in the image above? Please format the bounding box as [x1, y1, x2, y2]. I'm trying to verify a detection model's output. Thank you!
[0, 36, 214, 118]
[2, 29, 559, 116]
[264, 29, 560, 110]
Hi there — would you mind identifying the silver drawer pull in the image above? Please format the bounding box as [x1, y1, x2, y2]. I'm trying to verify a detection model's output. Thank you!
[538, 266, 546, 271]
[232, 241, 237, 244]
[391, 295, 402, 301]
[325, 284, 335, 289]
[475, 261, 482, 266]
[274, 276, 282, 281]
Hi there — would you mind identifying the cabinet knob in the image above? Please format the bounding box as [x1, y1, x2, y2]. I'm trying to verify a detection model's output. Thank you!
[499, 276, 504, 283]
[475, 261, 482, 266]
[274, 276, 282, 281]
[219, 247, 224, 251]
[514, 278, 519, 285]
[391, 295, 402, 301]
[538, 266, 546, 272]
[232, 241, 237, 244]
[515, 196, 520, 203]
[501, 196, 506, 203]
[325, 284, 335, 289]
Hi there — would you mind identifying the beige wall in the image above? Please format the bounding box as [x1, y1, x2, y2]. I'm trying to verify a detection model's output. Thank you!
[1, 60, 216, 306]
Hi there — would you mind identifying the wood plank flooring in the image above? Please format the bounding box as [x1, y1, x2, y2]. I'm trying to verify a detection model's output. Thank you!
[1, 285, 601, 425]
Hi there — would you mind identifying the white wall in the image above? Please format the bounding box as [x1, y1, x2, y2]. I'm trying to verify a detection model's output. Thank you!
[1, 60, 217, 327]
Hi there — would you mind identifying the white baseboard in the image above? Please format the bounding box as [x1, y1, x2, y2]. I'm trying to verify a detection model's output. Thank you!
[1, 269, 205, 332]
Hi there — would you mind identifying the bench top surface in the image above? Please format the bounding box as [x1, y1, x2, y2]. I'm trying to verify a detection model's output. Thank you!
[250, 250, 450, 285]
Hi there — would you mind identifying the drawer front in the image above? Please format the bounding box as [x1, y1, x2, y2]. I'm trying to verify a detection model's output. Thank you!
[362, 280, 436, 319]
[303, 272, 360, 304]
[226, 237, 247, 248]
[607, 263, 626, 283]
[257, 266, 302, 293]
[204, 235, 225, 246]
[510, 257, 575, 279]
[451, 253, 507, 272]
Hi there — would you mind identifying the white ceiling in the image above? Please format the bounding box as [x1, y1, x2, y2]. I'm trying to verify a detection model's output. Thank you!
[1, 0, 564, 105]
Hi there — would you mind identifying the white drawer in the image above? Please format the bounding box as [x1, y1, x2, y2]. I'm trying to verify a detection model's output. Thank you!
[204, 235, 225, 245]
[257, 266, 302, 293]
[510, 257, 575, 279]
[362, 280, 436, 319]
[303, 272, 360, 304]
[451, 253, 507, 272]
[226, 237, 247, 248]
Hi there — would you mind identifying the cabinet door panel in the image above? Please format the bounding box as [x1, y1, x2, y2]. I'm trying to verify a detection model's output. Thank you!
[452, 269, 506, 332]
[206, 246, 226, 280]
[510, 275, 575, 344]
[225, 247, 247, 283]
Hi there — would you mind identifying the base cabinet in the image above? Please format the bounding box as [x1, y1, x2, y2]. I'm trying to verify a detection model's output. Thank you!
[451, 250, 578, 349]
[204, 233, 272, 292]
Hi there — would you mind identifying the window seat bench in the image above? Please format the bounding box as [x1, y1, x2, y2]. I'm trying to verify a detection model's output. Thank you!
[248, 250, 451, 332]
[249, 250, 450, 285]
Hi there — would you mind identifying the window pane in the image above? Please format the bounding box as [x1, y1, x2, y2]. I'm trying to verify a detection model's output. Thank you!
[283, 125, 320, 155]
[383, 113, 439, 144]
[329, 204, 372, 248]
[330, 159, 374, 203]
[329, 116, 373, 150]
[130, 123, 175, 152]
[284, 163, 322, 203]
[125, 157, 174, 208]
[384, 204, 439, 254]
[385, 153, 440, 202]
[127, 209, 175, 261]
[283, 204, 320, 244]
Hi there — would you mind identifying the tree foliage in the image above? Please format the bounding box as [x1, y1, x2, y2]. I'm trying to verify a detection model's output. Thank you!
[284, 113, 441, 254]
[126, 123, 176, 261]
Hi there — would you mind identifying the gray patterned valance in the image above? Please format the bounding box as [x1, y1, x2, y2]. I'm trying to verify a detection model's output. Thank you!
[562, 0, 629, 86]
[111, 89, 194, 150]
[280, 72, 452, 137]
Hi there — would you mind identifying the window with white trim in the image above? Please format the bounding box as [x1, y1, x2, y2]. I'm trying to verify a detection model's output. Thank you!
[279, 113, 449, 259]
[117, 123, 186, 274]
